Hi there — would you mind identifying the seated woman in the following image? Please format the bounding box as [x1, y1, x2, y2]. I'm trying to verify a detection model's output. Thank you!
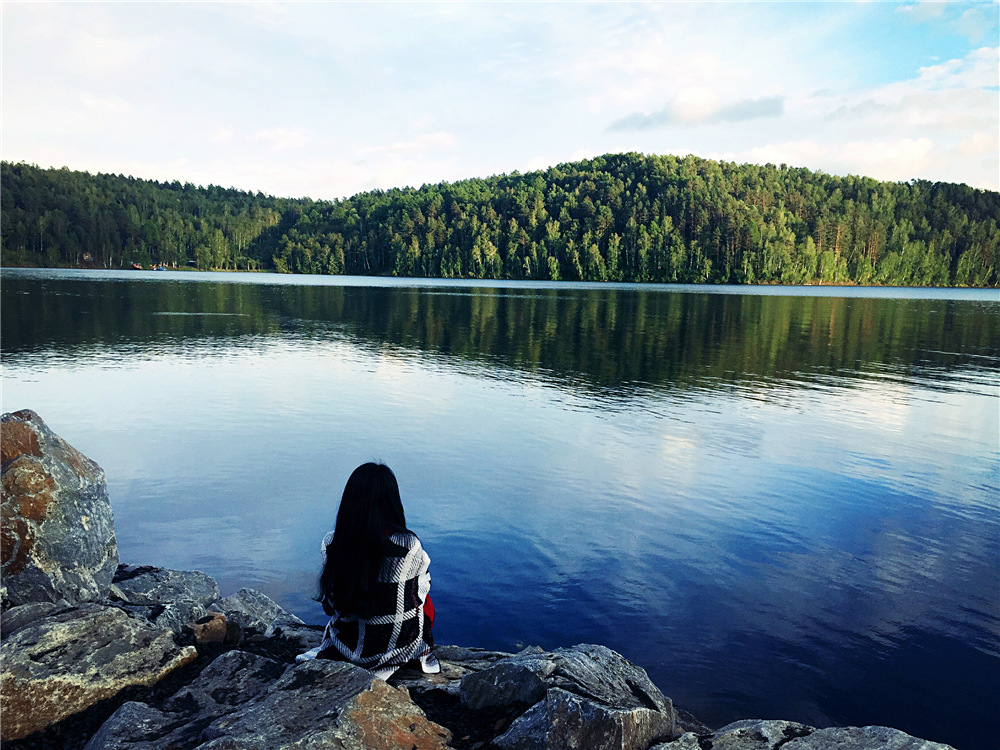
[298, 462, 439, 679]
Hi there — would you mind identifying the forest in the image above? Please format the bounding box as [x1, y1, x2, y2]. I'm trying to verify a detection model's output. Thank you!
[3, 153, 998, 286]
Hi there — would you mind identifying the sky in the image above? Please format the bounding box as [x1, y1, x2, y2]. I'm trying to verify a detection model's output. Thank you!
[2, 1, 997, 201]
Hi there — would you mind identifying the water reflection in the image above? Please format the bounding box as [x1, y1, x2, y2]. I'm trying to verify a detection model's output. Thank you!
[4, 272, 998, 396]
[2, 270, 998, 750]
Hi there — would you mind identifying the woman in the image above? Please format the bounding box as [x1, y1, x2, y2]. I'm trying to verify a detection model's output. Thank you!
[298, 462, 439, 679]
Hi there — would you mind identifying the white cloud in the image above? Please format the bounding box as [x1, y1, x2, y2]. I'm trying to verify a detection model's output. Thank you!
[209, 127, 235, 145]
[1, 2, 995, 196]
[840, 137, 936, 181]
[610, 91, 784, 131]
[73, 28, 157, 75]
[956, 130, 997, 156]
[716, 137, 936, 183]
[250, 129, 310, 152]
[356, 132, 458, 160]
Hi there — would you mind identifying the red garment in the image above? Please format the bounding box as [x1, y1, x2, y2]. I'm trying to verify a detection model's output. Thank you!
[423, 594, 435, 626]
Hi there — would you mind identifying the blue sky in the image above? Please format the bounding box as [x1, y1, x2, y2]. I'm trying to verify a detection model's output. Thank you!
[2, 1, 997, 200]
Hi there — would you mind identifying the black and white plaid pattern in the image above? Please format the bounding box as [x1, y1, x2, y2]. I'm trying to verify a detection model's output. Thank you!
[315, 529, 432, 677]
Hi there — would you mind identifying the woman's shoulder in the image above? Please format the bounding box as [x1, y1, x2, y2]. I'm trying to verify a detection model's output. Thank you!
[385, 527, 422, 552]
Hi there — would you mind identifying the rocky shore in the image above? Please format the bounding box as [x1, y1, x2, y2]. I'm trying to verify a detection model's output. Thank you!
[1, 410, 956, 750]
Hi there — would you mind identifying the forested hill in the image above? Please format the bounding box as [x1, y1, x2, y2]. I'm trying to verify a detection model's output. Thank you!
[3, 154, 998, 286]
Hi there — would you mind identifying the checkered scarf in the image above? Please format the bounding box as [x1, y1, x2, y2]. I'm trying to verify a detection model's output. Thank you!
[315, 529, 432, 677]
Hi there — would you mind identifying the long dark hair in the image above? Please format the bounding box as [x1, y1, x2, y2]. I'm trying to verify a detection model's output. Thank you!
[317, 462, 407, 617]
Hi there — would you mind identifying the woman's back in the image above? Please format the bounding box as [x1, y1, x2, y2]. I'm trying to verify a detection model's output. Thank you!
[301, 463, 437, 679]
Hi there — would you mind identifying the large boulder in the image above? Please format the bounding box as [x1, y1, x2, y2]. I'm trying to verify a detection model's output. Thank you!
[655, 719, 956, 750]
[85, 651, 452, 750]
[0, 602, 198, 741]
[485, 644, 676, 750]
[1, 409, 118, 606]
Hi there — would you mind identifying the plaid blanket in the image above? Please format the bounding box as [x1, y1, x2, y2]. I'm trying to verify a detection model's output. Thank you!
[312, 529, 432, 678]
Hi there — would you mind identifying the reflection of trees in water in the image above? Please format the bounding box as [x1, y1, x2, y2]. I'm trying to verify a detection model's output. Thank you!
[4, 278, 998, 393]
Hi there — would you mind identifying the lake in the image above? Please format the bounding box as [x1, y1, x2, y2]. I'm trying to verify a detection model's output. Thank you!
[2, 268, 998, 750]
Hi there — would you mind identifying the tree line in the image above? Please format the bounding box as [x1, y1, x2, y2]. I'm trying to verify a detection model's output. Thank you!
[3, 153, 998, 286]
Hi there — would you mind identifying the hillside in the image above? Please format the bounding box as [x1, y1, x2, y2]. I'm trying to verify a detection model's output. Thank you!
[2, 154, 997, 286]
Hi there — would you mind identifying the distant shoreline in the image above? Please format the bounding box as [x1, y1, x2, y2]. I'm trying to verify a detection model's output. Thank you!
[4, 263, 999, 291]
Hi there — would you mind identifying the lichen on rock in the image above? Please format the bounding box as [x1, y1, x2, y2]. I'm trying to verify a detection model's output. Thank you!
[1, 409, 118, 607]
[0, 603, 197, 741]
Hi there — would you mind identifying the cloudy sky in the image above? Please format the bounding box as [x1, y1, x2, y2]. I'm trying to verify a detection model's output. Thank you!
[3, 1, 997, 200]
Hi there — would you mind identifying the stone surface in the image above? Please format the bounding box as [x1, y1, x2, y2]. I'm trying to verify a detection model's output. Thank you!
[548, 643, 672, 717]
[209, 586, 303, 633]
[651, 720, 956, 750]
[787, 725, 955, 750]
[0, 602, 198, 741]
[460, 653, 554, 710]
[494, 686, 674, 750]
[85, 652, 452, 750]
[1, 409, 118, 606]
[263, 617, 324, 654]
[113, 564, 219, 607]
[110, 564, 220, 633]
[187, 611, 228, 646]
[413, 642, 675, 750]
[0, 600, 60, 639]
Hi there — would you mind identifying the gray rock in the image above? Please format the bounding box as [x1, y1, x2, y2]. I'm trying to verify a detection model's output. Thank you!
[116, 599, 210, 635]
[263, 617, 323, 653]
[85, 650, 288, 749]
[460, 654, 555, 710]
[390, 644, 518, 700]
[1, 409, 119, 606]
[200, 659, 451, 749]
[448, 643, 676, 750]
[652, 732, 704, 750]
[209, 587, 302, 633]
[435, 644, 515, 663]
[549, 644, 672, 717]
[110, 564, 219, 633]
[494, 686, 675, 750]
[86, 654, 452, 750]
[163, 648, 287, 715]
[708, 720, 814, 749]
[786, 725, 955, 750]
[0, 600, 62, 639]
[0, 602, 197, 741]
[82, 702, 175, 750]
[659, 720, 957, 750]
[113, 564, 219, 607]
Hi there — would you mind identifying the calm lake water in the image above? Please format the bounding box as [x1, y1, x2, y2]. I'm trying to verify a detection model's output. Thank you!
[3, 268, 998, 749]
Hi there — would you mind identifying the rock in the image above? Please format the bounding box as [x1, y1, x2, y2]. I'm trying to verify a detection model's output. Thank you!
[263, 617, 323, 655]
[494, 686, 674, 750]
[651, 720, 957, 750]
[788, 725, 955, 749]
[111, 564, 219, 633]
[466, 644, 676, 750]
[209, 586, 303, 633]
[186, 611, 228, 646]
[83, 649, 287, 748]
[548, 644, 672, 717]
[86, 652, 452, 749]
[113, 564, 219, 606]
[0, 602, 197, 741]
[407, 643, 675, 750]
[460, 653, 554, 710]
[655, 733, 704, 750]
[1, 409, 118, 607]
[83, 702, 175, 750]
[203, 660, 452, 749]
[0, 600, 61, 639]
[700, 720, 813, 749]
